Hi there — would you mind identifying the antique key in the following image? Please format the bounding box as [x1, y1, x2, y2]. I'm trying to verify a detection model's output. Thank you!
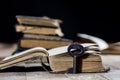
[67, 42, 85, 73]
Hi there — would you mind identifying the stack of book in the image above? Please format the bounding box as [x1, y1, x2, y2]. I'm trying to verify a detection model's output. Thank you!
[15, 15, 72, 50]
[0, 15, 109, 73]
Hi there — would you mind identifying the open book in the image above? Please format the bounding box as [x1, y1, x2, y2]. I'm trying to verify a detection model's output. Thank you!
[0, 43, 107, 73]
[77, 33, 120, 54]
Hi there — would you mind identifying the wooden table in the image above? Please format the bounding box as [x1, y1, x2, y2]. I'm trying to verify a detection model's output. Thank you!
[0, 43, 120, 80]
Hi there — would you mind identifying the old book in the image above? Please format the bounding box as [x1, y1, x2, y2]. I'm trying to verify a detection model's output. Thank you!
[23, 33, 62, 40]
[0, 43, 107, 73]
[77, 33, 109, 50]
[49, 54, 105, 72]
[19, 35, 73, 49]
[101, 42, 120, 54]
[16, 15, 62, 27]
[77, 33, 120, 54]
[0, 47, 48, 70]
[15, 24, 64, 36]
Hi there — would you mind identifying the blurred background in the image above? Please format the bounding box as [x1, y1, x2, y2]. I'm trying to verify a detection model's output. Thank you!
[0, 0, 117, 43]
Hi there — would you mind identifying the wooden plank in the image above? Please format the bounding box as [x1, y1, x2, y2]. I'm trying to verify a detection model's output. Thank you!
[26, 72, 69, 80]
[65, 73, 109, 80]
[100, 55, 120, 80]
[102, 70, 120, 80]
[0, 72, 26, 80]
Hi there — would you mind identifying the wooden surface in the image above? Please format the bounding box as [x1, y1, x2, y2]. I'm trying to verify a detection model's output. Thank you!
[0, 43, 120, 80]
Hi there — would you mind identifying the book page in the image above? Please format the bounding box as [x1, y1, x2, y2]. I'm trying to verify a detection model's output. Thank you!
[2, 47, 48, 61]
[2, 43, 100, 61]
[48, 43, 100, 56]
[77, 33, 109, 50]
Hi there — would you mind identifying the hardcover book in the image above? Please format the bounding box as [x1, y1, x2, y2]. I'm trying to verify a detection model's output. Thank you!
[0, 43, 108, 73]
[77, 33, 120, 54]
[19, 35, 73, 49]
[16, 15, 62, 27]
[15, 24, 64, 36]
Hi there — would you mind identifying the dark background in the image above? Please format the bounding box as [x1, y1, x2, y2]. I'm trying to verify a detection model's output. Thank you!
[0, 0, 117, 43]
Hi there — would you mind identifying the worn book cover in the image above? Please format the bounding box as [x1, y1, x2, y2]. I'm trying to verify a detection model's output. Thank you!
[15, 24, 64, 37]
[19, 36, 73, 49]
[16, 15, 62, 27]
[0, 43, 108, 73]
[77, 33, 120, 55]
[101, 42, 120, 54]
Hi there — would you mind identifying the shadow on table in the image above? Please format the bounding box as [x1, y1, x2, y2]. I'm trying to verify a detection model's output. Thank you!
[0, 66, 51, 72]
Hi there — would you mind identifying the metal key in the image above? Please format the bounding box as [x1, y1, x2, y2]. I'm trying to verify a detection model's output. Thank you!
[67, 42, 85, 73]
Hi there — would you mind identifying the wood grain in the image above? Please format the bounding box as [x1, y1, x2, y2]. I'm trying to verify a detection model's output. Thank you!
[0, 72, 26, 80]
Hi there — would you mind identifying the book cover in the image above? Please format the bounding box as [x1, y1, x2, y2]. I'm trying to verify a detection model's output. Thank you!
[0, 43, 108, 73]
[16, 15, 62, 27]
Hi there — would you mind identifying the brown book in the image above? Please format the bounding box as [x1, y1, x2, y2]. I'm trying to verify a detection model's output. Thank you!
[77, 33, 120, 55]
[15, 24, 64, 36]
[47, 43, 107, 73]
[16, 15, 62, 27]
[19, 36, 73, 49]
[49, 54, 105, 72]
[0, 43, 107, 73]
[101, 42, 120, 54]
[77, 33, 109, 50]
[23, 33, 62, 40]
